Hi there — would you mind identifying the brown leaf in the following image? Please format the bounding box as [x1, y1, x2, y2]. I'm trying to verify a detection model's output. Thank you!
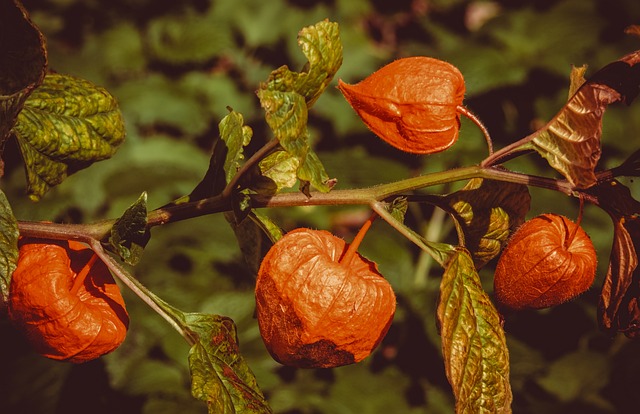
[0, 0, 47, 170]
[587, 180, 640, 337]
[517, 50, 640, 189]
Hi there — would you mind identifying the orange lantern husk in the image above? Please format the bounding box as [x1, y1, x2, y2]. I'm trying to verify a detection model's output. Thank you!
[493, 214, 597, 310]
[255, 228, 396, 368]
[338, 56, 465, 154]
[9, 239, 129, 363]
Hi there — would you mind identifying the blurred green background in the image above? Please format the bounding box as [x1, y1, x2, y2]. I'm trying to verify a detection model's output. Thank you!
[2, 0, 640, 413]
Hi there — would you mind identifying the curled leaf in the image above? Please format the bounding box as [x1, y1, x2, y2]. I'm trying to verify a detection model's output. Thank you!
[260, 19, 342, 107]
[219, 109, 253, 186]
[587, 180, 640, 337]
[12, 73, 126, 200]
[256, 20, 340, 193]
[109, 192, 149, 266]
[250, 149, 300, 195]
[338, 57, 465, 154]
[441, 178, 531, 268]
[437, 249, 512, 413]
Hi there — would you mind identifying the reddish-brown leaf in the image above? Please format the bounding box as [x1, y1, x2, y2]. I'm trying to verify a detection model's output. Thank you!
[587, 180, 640, 337]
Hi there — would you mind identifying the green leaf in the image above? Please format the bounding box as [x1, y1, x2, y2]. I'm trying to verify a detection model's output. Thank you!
[257, 20, 341, 194]
[251, 149, 300, 195]
[185, 313, 272, 414]
[0, 190, 19, 306]
[220, 109, 253, 186]
[257, 89, 331, 193]
[12, 73, 126, 200]
[437, 249, 512, 413]
[260, 19, 342, 107]
[296, 148, 332, 193]
[0, 0, 47, 166]
[169, 109, 253, 207]
[110, 191, 150, 265]
[258, 90, 308, 157]
[441, 178, 531, 268]
[388, 197, 409, 223]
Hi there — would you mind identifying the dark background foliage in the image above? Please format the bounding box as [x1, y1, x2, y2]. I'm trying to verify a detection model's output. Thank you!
[1, 0, 640, 413]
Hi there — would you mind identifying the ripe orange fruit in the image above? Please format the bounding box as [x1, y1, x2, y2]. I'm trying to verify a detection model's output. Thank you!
[8, 239, 129, 363]
[493, 214, 597, 310]
[338, 56, 465, 154]
[255, 228, 396, 368]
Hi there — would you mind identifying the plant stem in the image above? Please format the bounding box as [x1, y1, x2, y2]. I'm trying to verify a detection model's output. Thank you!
[17, 220, 114, 241]
[457, 105, 493, 155]
[222, 138, 280, 199]
[371, 200, 454, 267]
[88, 238, 198, 346]
[339, 212, 377, 265]
[480, 136, 535, 168]
[18, 164, 576, 242]
[565, 195, 585, 248]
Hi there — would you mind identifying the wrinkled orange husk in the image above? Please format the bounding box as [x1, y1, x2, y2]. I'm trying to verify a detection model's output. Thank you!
[9, 240, 129, 363]
[255, 228, 396, 368]
[338, 56, 465, 154]
[494, 214, 597, 310]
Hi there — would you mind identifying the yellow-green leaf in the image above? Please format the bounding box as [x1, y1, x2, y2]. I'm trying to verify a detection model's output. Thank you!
[251, 149, 300, 195]
[260, 19, 342, 107]
[219, 109, 253, 185]
[437, 249, 512, 413]
[257, 85, 331, 193]
[257, 20, 340, 194]
[12, 73, 125, 200]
